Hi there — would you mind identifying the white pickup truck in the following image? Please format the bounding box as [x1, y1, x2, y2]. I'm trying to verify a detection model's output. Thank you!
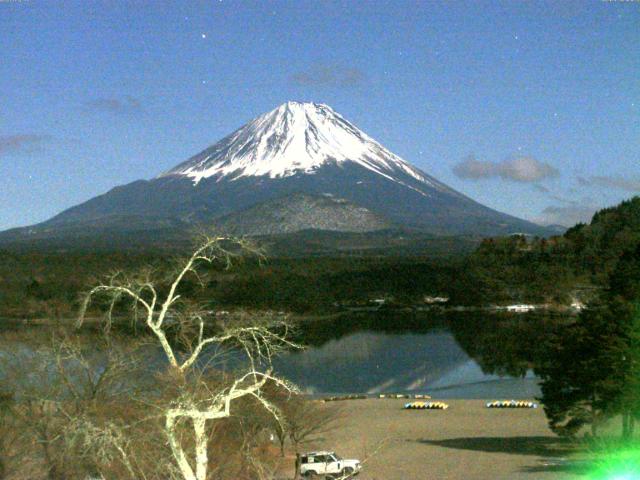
[300, 451, 361, 478]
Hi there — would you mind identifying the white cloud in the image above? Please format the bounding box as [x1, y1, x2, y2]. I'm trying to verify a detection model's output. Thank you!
[453, 155, 559, 183]
[0, 134, 51, 156]
[583, 175, 640, 193]
[534, 205, 597, 227]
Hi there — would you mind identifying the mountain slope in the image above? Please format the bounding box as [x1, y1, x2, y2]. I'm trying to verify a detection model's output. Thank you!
[0, 101, 551, 246]
[214, 192, 391, 236]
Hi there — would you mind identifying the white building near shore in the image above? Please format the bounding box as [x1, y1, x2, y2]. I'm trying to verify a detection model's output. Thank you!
[504, 304, 536, 313]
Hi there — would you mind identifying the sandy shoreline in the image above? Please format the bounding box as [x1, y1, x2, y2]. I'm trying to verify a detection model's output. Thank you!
[287, 398, 582, 480]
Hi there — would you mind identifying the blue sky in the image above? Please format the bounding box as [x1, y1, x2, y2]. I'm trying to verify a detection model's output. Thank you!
[1, 0, 639, 230]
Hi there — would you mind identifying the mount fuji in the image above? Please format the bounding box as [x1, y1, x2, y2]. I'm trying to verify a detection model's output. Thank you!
[1, 102, 551, 249]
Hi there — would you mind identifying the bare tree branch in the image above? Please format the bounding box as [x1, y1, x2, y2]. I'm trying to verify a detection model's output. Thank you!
[77, 235, 299, 480]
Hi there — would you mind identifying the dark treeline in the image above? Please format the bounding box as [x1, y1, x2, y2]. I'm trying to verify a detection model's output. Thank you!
[0, 251, 160, 319]
[0, 250, 461, 318]
[453, 196, 640, 307]
[1, 196, 640, 319]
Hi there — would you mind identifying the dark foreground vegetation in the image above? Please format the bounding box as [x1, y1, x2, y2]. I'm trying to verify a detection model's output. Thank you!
[0, 327, 339, 480]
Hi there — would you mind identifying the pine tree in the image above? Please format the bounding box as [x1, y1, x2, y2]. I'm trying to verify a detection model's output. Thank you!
[608, 245, 640, 439]
[538, 244, 640, 439]
[537, 301, 623, 437]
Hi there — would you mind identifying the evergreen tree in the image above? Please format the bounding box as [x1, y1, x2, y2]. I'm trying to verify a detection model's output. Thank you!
[537, 300, 623, 437]
[607, 245, 640, 439]
[538, 244, 640, 439]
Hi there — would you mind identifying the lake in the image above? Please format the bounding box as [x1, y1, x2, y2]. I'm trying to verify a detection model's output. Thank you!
[0, 312, 554, 399]
[273, 313, 543, 398]
[274, 330, 540, 398]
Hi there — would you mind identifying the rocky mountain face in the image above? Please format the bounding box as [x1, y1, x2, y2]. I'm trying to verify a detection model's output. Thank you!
[213, 193, 391, 236]
[1, 101, 551, 248]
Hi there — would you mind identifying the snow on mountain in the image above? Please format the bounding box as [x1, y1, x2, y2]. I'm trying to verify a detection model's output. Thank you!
[0, 100, 553, 247]
[162, 101, 453, 196]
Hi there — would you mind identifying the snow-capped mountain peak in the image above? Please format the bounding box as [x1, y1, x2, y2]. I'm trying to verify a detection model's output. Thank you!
[162, 101, 448, 193]
[2, 101, 551, 242]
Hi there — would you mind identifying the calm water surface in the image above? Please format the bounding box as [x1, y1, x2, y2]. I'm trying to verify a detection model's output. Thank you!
[0, 313, 546, 399]
[274, 329, 540, 398]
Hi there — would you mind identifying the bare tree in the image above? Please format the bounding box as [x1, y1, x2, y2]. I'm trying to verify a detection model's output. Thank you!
[0, 329, 153, 480]
[0, 387, 15, 478]
[287, 399, 342, 456]
[261, 394, 344, 480]
[79, 235, 300, 480]
[267, 394, 342, 460]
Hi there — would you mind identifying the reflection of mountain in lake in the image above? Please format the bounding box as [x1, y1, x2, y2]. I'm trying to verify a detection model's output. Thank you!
[0, 314, 549, 399]
[273, 330, 541, 398]
[427, 361, 540, 399]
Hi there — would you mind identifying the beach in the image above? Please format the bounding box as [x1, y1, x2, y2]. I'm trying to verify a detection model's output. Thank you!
[294, 398, 582, 480]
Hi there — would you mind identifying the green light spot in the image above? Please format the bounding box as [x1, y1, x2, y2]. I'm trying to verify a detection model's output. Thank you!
[588, 447, 640, 480]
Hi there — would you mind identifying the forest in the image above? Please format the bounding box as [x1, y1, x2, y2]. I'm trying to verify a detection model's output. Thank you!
[1, 197, 639, 320]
